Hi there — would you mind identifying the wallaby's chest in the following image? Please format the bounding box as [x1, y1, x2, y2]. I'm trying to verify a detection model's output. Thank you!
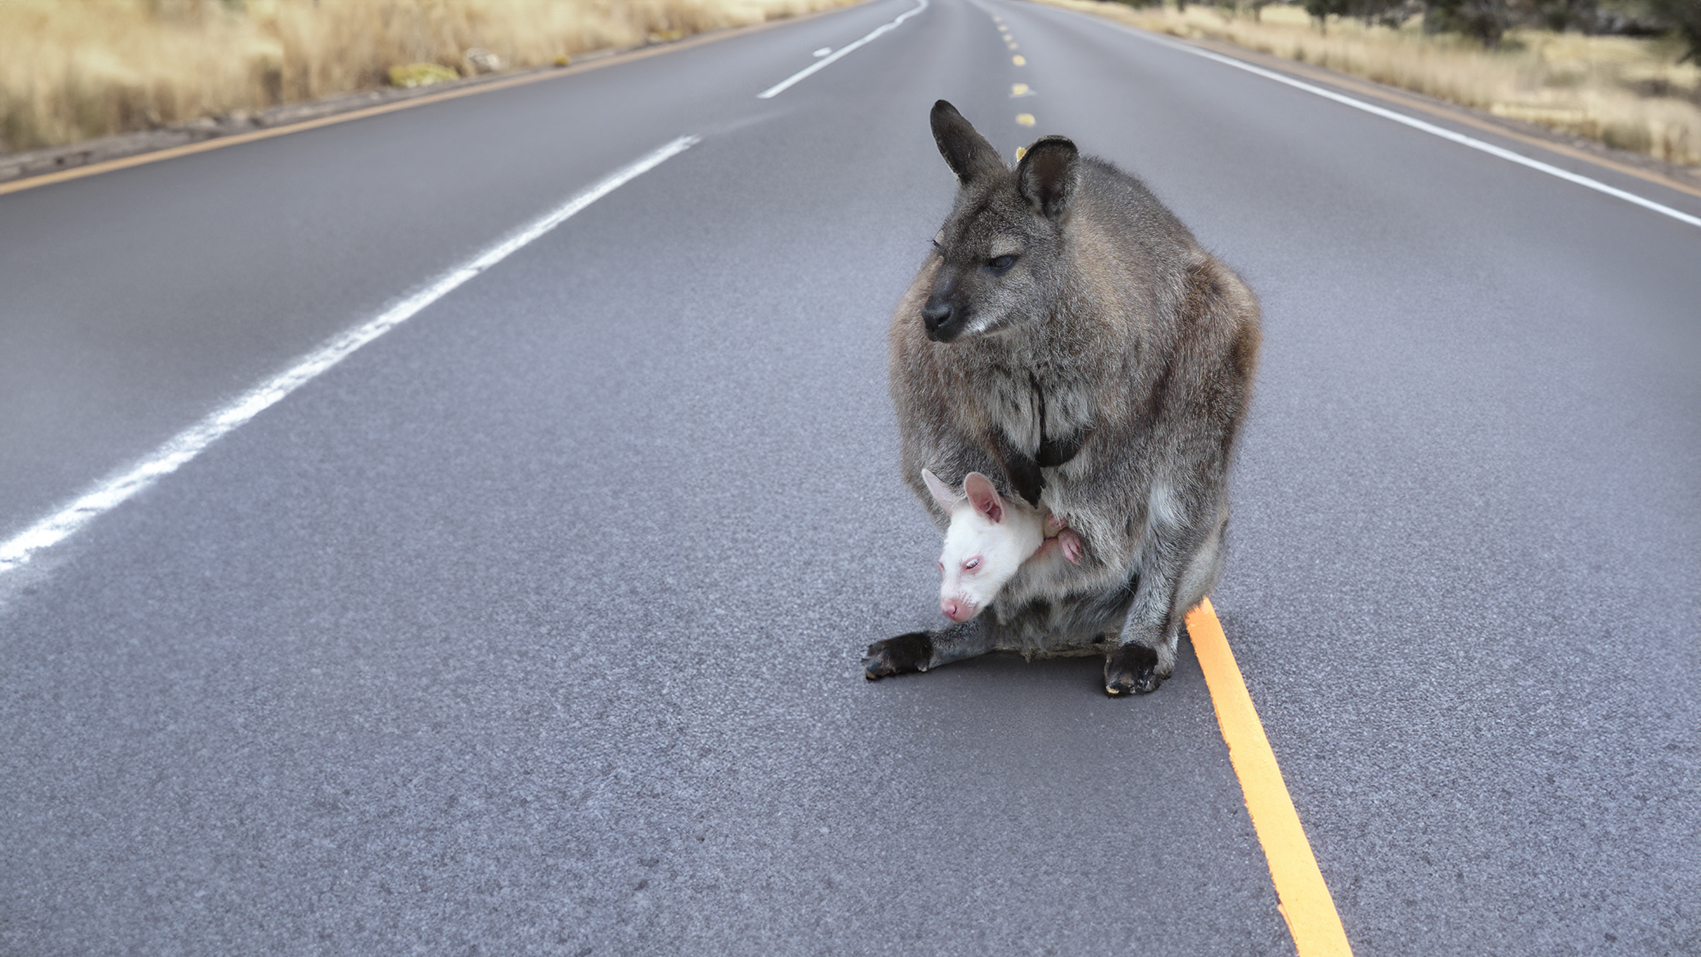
[967, 360, 1096, 463]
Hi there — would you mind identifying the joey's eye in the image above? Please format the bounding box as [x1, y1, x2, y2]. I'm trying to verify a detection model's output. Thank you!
[987, 255, 1017, 275]
[963, 558, 980, 571]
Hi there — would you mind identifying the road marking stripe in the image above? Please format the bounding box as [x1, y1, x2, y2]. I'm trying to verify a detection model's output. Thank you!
[757, 0, 928, 98]
[0, 135, 698, 576]
[1178, 35, 1701, 201]
[1131, 31, 1701, 230]
[988, 38, 1337, 947]
[1189, 598, 1354, 957]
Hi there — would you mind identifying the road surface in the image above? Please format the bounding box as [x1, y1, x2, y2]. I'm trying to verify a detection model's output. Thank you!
[2, 0, 1697, 953]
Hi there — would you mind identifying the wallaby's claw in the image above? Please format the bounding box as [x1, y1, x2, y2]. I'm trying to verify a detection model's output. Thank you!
[864, 632, 933, 680]
[1103, 644, 1165, 696]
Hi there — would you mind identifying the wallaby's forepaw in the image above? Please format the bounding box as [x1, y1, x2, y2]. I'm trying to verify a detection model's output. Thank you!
[1058, 529, 1083, 565]
[1103, 644, 1166, 696]
[864, 632, 934, 680]
[1031, 528, 1083, 566]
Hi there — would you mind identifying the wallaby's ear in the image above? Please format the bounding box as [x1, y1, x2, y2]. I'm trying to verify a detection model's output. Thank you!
[1016, 135, 1079, 221]
[930, 100, 1004, 186]
[962, 472, 1006, 525]
[922, 468, 961, 513]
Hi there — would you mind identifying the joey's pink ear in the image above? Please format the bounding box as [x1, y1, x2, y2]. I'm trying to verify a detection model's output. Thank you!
[962, 472, 1005, 524]
[922, 469, 960, 512]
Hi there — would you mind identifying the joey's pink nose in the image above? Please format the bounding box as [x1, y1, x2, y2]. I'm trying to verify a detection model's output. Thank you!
[941, 598, 976, 622]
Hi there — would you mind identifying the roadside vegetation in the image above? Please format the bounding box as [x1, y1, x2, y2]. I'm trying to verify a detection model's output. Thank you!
[0, 0, 852, 153]
[1050, 0, 1701, 165]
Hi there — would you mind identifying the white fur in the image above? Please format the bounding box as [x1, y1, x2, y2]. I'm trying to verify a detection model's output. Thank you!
[924, 469, 1045, 622]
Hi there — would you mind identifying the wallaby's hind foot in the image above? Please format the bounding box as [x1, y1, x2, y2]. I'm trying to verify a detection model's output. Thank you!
[864, 632, 933, 680]
[1103, 644, 1166, 696]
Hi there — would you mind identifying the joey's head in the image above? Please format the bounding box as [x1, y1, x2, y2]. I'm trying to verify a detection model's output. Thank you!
[922, 100, 1080, 344]
[922, 468, 1045, 623]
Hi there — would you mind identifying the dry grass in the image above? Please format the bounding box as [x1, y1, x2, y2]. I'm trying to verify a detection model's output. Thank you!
[1041, 0, 1701, 165]
[0, 0, 853, 153]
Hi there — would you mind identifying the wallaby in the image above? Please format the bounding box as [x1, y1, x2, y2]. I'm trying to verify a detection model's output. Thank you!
[923, 468, 1083, 624]
[867, 101, 1260, 696]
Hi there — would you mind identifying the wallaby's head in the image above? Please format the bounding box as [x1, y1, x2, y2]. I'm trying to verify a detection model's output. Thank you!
[922, 100, 1079, 344]
[923, 468, 1045, 622]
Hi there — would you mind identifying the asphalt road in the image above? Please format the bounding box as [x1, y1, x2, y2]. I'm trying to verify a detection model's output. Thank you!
[2, 0, 1698, 953]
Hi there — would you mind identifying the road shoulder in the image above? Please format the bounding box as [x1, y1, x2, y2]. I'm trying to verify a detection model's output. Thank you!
[0, 0, 868, 195]
[1030, 0, 1701, 202]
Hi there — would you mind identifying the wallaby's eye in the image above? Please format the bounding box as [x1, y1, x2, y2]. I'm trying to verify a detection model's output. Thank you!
[987, 254, 1017, 275]
[963, 558, 981, 572]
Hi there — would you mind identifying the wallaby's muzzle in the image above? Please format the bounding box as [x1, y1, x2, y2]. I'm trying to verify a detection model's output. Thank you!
[921, 299, 954, 339]
[922, 283, 967, 342]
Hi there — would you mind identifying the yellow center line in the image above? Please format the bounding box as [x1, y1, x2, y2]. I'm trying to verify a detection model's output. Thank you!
[993, 13, 1345, 945]
[1189, 598, 1354, 956]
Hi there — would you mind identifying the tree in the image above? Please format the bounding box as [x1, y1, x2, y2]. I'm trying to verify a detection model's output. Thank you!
[1645, 0, 1701, 62]
[1309, 0, 1415, 30]
[1530, 0, 1600, 32]
[1425, 0, 1510, 47]
[1305, 0, 1351, 31]
[1357, 0, 1418, 26]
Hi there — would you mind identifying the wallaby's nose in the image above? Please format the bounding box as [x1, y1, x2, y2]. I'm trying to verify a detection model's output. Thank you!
[922, 299, 952, 332]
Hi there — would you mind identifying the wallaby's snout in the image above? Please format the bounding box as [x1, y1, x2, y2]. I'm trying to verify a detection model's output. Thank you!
[921, 292, 959, 341]
[921, 296, 951, 327]
[922, 271, 969, 341]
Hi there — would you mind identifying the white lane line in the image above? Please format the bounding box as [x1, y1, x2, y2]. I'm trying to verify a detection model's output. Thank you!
[757, 0, 928, 99]
[1129, 31, 1701, 230]
[0, 135, 699, 576]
